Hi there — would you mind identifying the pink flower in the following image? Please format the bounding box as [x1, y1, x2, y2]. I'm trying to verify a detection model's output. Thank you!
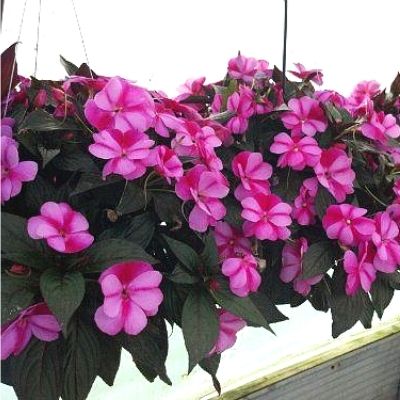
[387, 204, 400, 234]
[228, 54, 258, 83]
[94, 261, 163, 336]
[322, 204, 375, 246]
[1, 137, 38, 203]
[209, 310, 246, 355]
[343, 245, 376, 296]
[281, 96, 327, 137]
[314, 147, 355, 202]
[1, 117, 15, 138]
[153, 103, 184, 138]
[289, 63, 323, 85]
[222, 254, 261, 297]
[360, 111, 400, 144]
[33, 89, 47, 108]
[231, 151, 272, 200]
[84, 77, 155, 132]
[175, 77, 206, 109]
[175, 165, 229, 232]
[211, 93, 223, 113]
[214, 221, 252, 260]
[153, 145, 183, 184]
[347, 80, 380, 115]
[241, 193, 292, 240]
[280, 238, 323, 296]
[1, 303, 61, 360]
[394, 179, 400, 202]
[226, 89, 255, 134]
[270, 132, 321, 170]
[89, 129, 154, 180]
[27, 202, 94, 253]
[314, 90, 347, 108]
[372, 212, 400, 272]
[292, 178, 318, 225]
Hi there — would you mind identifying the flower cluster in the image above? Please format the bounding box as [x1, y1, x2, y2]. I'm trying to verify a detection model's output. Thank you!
[1, 49, 399, 399]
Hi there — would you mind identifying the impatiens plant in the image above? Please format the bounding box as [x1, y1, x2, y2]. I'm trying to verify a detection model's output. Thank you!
[1, 44, 400, 400]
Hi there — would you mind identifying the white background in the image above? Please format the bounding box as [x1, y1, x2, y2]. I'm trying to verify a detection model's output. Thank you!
[1, 1, 400, 399]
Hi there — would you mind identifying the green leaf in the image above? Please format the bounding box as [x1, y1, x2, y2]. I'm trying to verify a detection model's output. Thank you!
[62, 319, 100, 400]
[52, 151, 99, 173]
[1, 212, 47, 270]
[390, 72, 400, 97]
[11, 339, 63, 400]
[97, 334, 121, 386]
[370, 274, 394, 319]
[153, 192, 181, 224]
[163, 235, 200, 272]
[211, 281, 272, 332]
[199, 354, 221, 395]
[249, 292, 288, 324]
[60, 55, 79, 75]
[223, 197, 243, 229]
[70, 173, 122, 196]
[168, 263, 200, 284]
[315, 186, 336, 220]
[115, 181, 147, 215]
[99, 212, 155, 248]
[360, 294, 374, 329]
[182, 289, 219, 372]
[40, 269, 85, 335]
[20, 109, 78, 131]
[1, 274, 35, 324]
[121, 316, 171, 385]
[301, 241, 337, 279]
[77, 238, 157, 272]
[201, 232, 220, 274]
[272, 168, 304, 203]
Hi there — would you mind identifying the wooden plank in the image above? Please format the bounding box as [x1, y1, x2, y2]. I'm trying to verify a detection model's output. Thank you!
[209, 318, 400, 400]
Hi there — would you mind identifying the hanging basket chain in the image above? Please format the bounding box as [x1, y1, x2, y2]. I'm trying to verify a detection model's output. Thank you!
[33, 0, 43, 77]
[282, 0, 288, 96]
[2, 0, 29, 117]
[70, 0, 93, 78]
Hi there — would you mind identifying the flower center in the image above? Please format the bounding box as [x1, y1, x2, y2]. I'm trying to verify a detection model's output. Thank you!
[1, 166, 9, 178]
[229, 239, 235, 246]
[293, 146, 299, 152]
[122, 289, 129, 300]
[346, 219, 352, 225]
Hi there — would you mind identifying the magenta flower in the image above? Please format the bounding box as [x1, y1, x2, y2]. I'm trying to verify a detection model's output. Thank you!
[292, 178, 318, 225]
[85, 77, 155, 132]
[153, 103, 184, 138]
[1, 136, 38, 203]
[314, 147, 355, 202]
[27, 202, 94, 253]
[175, 165, 229, 232]
[226, 89, 255, 134]
[153, 145, 183, 184]
[222, 254, 261, 297]
[347, 80, 380, 115]
[241, 193, 292, 240]
[1, 303, 61, 360]
[231, 151, 272, 200]
[228, 54, 258, 83]
[315, 90, 347, 108]
[280, 238, 323, 296]
[289, 63, 323, 85]
[175, 77, 206, 110]
[214, 221, 252, 260]
[89, 129, 154, 180]
[270, 132, 321, 170]
[281, 96, 327, 137]
[372, 212, 400, 272]
[95, 261, 163, 336]
[322, 204, 375, 246]
[209, 310, 246, 355]
[1, 117, 15, 138]
[360, 111, 400, 144]
[343, 245, 376, 296]
[394, 179, 400, 202]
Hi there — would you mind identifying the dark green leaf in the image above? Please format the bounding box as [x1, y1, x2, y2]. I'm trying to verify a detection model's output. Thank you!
[211, 281, 272, 332]
[153, 192, 181, 224]
[115, 181, 147, 215]
[97, 334, 121, 386]
[20, 109, 78, 131]
[1, 212, 47, 270]
[163, 235, 200, 272]
[1, 43, 18, 99]
[168, 263, 199, 284]
[301, 241, 337, 279]
[1, 274, 35, 324]
[250, 292, 288, 323]
[199, 354, 221, 395]
[371, 274, 394, 319]
[11, 339, 63, 400]
[121, 316, 171, 385]
[201, 232, 220, 274]
[182, 289, 219, 372]
[62, 319, 100, 400]
[38, 146, 61, 168]
[223, 197, 243, 229]
[390, 72, 400, 97]
[60, 55, 79, 76]
[70, 173, 122, 196]
[272, 169, 304, 203]
[360, 294, 374, 329]
[40, 269, 85, 335]
[315, 186, 336, 220]
[76, 239, 156, 272]
[52, 151, 99, 173]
